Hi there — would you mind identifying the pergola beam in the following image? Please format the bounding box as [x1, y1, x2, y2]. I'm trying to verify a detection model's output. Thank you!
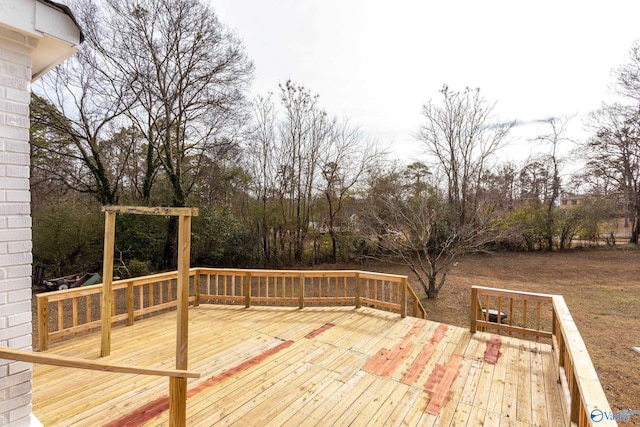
[102, 206, 199, 217]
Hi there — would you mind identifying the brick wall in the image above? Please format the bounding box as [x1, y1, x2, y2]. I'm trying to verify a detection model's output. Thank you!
[0, 36, 35, 426]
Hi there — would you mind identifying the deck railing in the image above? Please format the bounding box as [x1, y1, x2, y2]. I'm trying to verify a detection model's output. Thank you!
[470, 286, 615, 427]
[37, 268, 426, 350]
[37, 271, 196, 351]
[196, 268, 426, 317]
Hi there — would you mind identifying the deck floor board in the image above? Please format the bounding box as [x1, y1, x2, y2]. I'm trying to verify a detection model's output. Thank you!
[32, 305, 565, 426]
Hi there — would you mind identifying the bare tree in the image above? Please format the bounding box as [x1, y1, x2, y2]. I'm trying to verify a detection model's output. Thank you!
[615, 40, 640, 103]
[31, 12, 134, 205]
[245, 83, 383, 265]
[361, 165, 502, 299]
[318, 120, 384, 263]
[357, 86, 512, 297]
[93, 0, 253, 208]
[417, 85, 513, 225]
[533, 116, 572, 250]
[583, 103, 640, 243]
[245, 94, 280, 265]
[278, 81, 332, 263]
[84, 0, 254, 266]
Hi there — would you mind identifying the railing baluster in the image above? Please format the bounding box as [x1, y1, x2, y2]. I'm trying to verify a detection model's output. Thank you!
[58, 300, 63, 331]
[86, 295, 91, 324]
[127, 282, 134, 326]
[72, 297, 78, 327]
[299, 273, 305, 309]
[245, 272, 251, 308]
[37, 295, 49, 351]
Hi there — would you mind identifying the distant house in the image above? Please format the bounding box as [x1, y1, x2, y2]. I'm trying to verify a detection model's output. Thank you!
[0, 1, 81, 425]
[558, 193, 590, 209]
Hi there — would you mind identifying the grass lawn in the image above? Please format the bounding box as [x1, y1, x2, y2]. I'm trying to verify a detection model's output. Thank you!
[384, 247, 640, 418]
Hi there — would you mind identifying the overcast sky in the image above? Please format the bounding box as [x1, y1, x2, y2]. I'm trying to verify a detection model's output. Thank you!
[212, 0, 640, 164]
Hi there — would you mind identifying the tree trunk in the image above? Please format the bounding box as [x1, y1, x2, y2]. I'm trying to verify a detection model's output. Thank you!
[427, 274, 438, 299]
[163, 216, 178, 269]
[631, 203, 640, 244]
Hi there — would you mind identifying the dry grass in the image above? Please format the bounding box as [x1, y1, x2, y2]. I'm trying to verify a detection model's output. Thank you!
[376, 247, 640, 418]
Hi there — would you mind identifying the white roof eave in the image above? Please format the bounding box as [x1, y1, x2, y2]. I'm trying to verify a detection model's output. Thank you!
[0, 0, 82, 81]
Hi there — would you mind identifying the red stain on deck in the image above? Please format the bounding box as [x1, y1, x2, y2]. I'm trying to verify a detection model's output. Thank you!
[381, 343, 415, 377]
[401, 324, 448, 385]
[483, 335, 502, 365]
[362, 348, 389, 373]
[305, 323, 335, 339]
[363, 319, 425, 377]
[423, 354, 463, 415]
[102, 340, 293, 427]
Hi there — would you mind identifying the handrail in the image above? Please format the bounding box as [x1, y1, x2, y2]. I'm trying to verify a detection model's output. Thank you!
[470, 286, 615, 427]
[0, 346, 199, 427]
[37, 268, 426, 350]
[405, 279, 427, 319]
[552, 296, 616, 427]
[470, 286, 554, 340]
[0, 346, 199, 379]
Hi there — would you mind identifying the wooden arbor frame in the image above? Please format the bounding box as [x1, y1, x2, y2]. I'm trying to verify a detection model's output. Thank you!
[101, 206, 198, 425]
[100, 206, 199, 371]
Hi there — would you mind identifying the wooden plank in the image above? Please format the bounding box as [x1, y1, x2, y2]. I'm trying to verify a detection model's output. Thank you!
[102, 205, 199, 217]
[236, 363, 326, 425]
[516, 340, 533, 424]
[101, 210, 116, 357]
[530, 341, 550, 427]
[176, 214, 191, 371]
[485, 336, 509, 417]
[0, 347, 199, 378]
[475, 319, 553, 339]
[37, 296, 48, 351]
[502, 335, 520, 420]
[473, 285, 554, 303]
[542, 341, 567, 426]
[472, 335, 500, 417]
[424, 354, 463, 415]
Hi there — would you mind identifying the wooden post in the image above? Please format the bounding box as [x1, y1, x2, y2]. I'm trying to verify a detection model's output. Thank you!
[169, 377, 187, 427]
[470, 287, 478, 333]
[298, 273, 305, 309]
[101, 211, 116, 357]
[176, 215, 191, 371]
[400, 278, 407, 318]
[244, 272, 251, 308]
[37, 295, 48, 351]
[355, 272, 361, 309]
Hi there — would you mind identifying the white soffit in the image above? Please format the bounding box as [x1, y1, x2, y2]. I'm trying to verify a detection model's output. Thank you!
[0, 0, 82, 81]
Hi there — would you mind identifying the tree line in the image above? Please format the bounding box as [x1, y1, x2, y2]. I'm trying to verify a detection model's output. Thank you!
[30, 0, 640, 298]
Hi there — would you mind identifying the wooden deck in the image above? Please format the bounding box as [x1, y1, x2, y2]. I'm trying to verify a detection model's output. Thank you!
[33, 305, 565, 426]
